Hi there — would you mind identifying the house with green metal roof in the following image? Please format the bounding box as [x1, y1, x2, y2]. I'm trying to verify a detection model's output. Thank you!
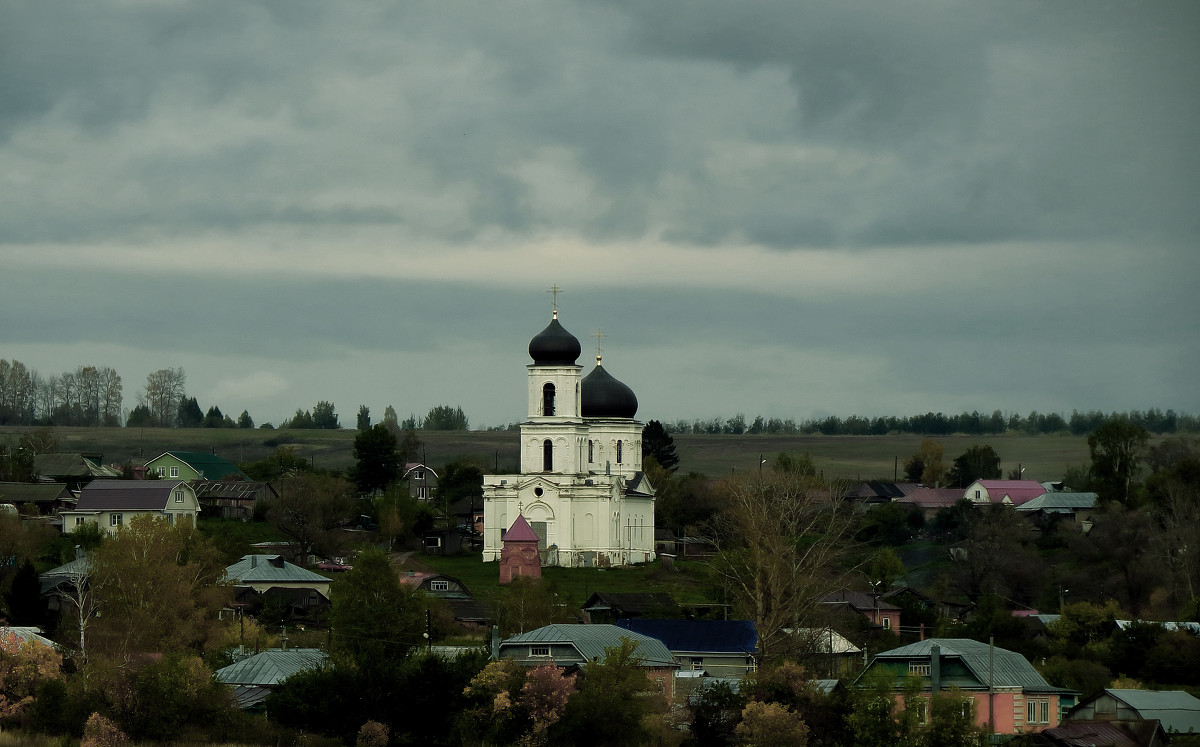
[214, 648, 328, 709]
[499, 623, 680, 700]
[145, 451, 247, 482]
[856, 638, 1077, 737]
[224, 554, 333, 598]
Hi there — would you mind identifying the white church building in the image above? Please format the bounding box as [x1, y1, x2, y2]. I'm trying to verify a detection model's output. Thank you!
[481, 308, 656, 568]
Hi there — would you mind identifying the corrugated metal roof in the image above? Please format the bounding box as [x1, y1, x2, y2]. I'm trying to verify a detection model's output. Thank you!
[870, 638, 1067, 693]
[1105, 689, 1200, 733]
[0, 482, 72, 503]
[1, 626, 56, 648]
[1040, 721, 1142, 747]
[224, 555, 332, 585]
[76, 479, 187, 510]
[193, 481, 273, 499]
[214, 648, 328, 686]
[618, 620, 757, 655]
[33, 453, 120, 478]
[502, 624, 677, 667]
[1016, 493, 1098, 512]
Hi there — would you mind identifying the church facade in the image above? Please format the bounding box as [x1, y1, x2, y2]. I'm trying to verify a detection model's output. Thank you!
[481, 309, 656, 567]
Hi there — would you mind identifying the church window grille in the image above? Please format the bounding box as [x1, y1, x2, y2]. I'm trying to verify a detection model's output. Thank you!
[543, 440, 553, 471]
[543, 383, 555, 416]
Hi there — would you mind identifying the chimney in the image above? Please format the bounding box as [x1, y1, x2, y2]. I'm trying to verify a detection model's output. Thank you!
[251, 555, 258, 568]
[930, 643, 941, 695]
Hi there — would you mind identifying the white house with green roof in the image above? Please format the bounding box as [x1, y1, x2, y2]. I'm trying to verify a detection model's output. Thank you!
[144, 451, 247, 482]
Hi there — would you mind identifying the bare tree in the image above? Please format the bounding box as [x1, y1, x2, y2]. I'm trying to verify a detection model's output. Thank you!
[141, 367, 186, 428]
[99, 367, 123, 426]
[704, 472, 856, 664]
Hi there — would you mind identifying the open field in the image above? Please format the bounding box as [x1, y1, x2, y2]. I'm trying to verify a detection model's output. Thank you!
[1, 425, 1095, 482]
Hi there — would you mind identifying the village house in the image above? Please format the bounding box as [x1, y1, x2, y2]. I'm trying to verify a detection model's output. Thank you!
[498, 623, 679, 700]
[58, 479, 199, 535]
[856, 638, 1077, 737]
[617, 619, 758, 678]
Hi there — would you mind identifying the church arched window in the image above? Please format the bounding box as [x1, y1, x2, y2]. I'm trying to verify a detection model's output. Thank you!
[616, 440, 623, 463]
[542, 383, 555, 416]
[543, 439, 553, 471]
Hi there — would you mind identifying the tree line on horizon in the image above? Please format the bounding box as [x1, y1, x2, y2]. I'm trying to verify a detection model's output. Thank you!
[663, 407, 1195, 437]
[3, 358, 1195, 437]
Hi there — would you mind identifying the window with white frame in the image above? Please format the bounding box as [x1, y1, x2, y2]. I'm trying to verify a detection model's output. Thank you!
[882, 616, 891, 629]
[170, 466, 179, 477]
[174, 490, 184, 503]
[530, 646, 550, 657]
[909, 661, 931, 676]
[430, 580, 449, 592]
[110, 513, 123, 527]
[164, 513, 174, 525]
[911, 698, 928, 723]
[1027, 699, 1050, 724]
[75, 517, 85, 526]
[157, 466, 166, 477]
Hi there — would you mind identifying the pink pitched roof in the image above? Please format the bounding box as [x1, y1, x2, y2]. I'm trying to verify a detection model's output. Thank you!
[896, 486, 962, 508]
[504, 514, 540, 542]
[975, 480, 1046, 505]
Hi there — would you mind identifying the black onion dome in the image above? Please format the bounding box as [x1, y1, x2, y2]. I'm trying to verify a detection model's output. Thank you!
[581, 363, 638, 418]
[528, 315, 581, 365]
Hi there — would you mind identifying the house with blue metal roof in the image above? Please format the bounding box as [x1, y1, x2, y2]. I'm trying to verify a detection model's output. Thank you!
[617, 619, 757, 678]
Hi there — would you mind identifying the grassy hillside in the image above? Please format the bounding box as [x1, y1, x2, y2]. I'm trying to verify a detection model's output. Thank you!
[0, 425, 1093, 482]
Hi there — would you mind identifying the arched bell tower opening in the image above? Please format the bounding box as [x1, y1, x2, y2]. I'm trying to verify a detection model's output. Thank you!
[543, 439, 553, 471]
[543, 383, 556, 416]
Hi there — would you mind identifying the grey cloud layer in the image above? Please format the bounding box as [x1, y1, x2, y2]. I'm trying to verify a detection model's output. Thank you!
[1, 1, 1196, 425]
[5, 1, 1196, 247]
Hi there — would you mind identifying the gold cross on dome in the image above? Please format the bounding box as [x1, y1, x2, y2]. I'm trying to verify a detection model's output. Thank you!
[547, 284, 562, 313]
[592, 329, 606, 363]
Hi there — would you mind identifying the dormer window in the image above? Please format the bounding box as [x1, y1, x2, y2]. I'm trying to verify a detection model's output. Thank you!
[543, 383, 556, 416]
[530, 646, 550, 657]
[174, 490, 184, 503]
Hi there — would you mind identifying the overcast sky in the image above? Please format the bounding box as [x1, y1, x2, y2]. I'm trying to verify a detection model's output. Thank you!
[2, 1, 1197, 429]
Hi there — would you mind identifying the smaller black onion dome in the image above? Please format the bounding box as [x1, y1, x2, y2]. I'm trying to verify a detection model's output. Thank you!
[582, 362, 638, 418]
[528, 313, 581, 365]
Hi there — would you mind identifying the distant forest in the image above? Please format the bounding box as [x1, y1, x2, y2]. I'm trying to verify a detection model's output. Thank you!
[1, 357, 1193, 436]
[661, 408, 1196, 437]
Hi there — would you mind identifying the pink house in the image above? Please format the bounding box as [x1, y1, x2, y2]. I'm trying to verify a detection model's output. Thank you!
[857, 638, 1077, 736]
[821, 589, 902, 633]
[964, 480, 1047, 507]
